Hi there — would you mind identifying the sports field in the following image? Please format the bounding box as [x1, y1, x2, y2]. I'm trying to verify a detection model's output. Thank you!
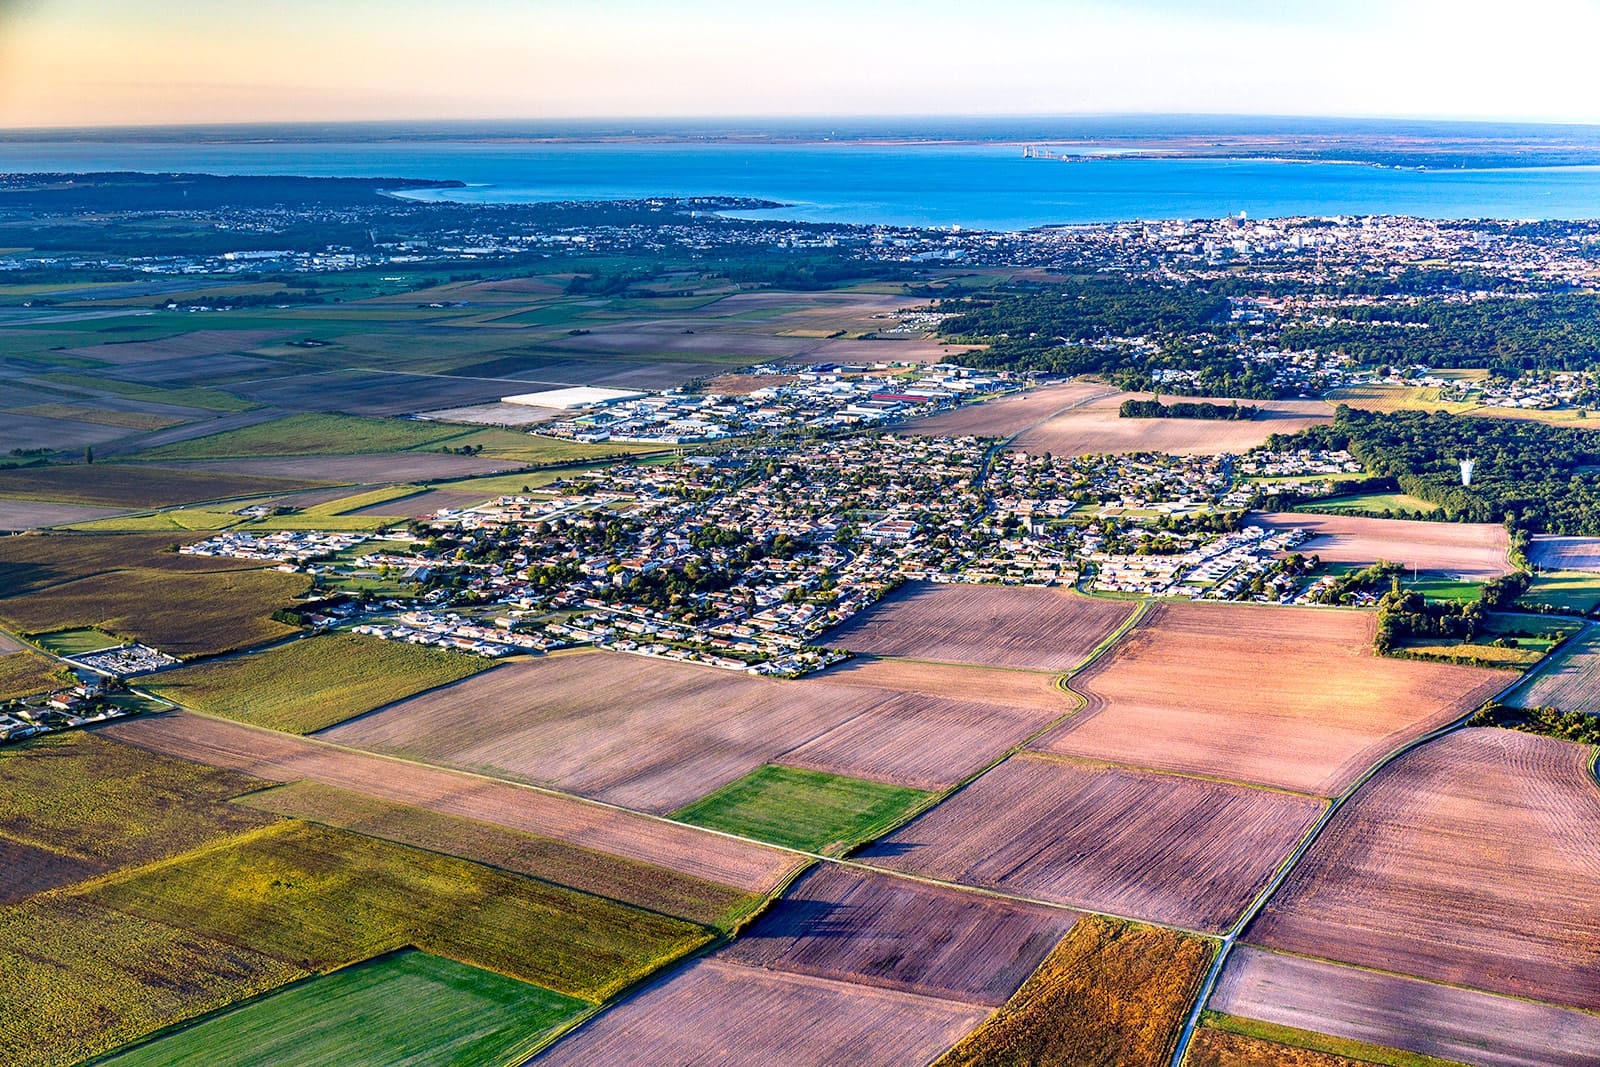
[102, 950, 586, 1067]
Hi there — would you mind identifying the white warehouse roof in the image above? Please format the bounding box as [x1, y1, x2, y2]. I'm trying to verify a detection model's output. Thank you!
[500, 387, 647, 409]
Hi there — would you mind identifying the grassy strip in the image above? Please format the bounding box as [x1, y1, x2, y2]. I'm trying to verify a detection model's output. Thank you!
[36, 372, 261, 413]
[99, 950, 585, 1067]
[235, 781, 762, 929]
[146, 633, 491, 734]
[934, 915, 1215, 1067]
[671, 765, 931, 854]
[1194, 1012, 1474, 1067]
[67, 510, 245, 533]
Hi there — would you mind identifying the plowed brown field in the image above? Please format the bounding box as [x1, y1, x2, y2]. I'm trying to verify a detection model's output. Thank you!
[95, 712, 798, 894]
[894, 381, 1116, 438]
[321, 650, 1070, 804]
[815, 656, 1068, 712]
[1252, 512, 1511, 578]
[859, 754, 1325, 933]
[1210, 947, 1600, 1067]
[533, 958, 988, 1067]
[1034, 602, 1504, 795]
[1246, 729, 1600, 1011]
[721, 864, 1075, 1006]
[1008, 392, 1330, 456]
[824, 581, 1134, 672]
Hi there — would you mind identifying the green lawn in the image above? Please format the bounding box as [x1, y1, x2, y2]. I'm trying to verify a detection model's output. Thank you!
[1402, 575, 1484, 604]
[31, 627, 119, 655]
[145, 632, 491, 734]
[1518, 570, 1600, 614]
[101, 950, 585, 1067]
[136, 413, 473, 460]
[671, 765, 931, 854]
[1300, 490, 1440, 515]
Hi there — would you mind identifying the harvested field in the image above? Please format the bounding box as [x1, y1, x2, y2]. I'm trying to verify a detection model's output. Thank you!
[705, 372, 798, 395]
[1009, 392, 1331, 456]
[1252, 512, 1511, 578]
[1210, 947, 1600, 1067]
[823, 581, 1134, 671]
[0, 565, 309, 657]
[0, 498, 130, 530]
[814, 655, 1067, 711]
[722, 864, 1074, 1006]
[97, 711, 799, 893]
[418, 401, 563, 426]
[1190, 1023, 1471, 1067]
[1034, 602, 1505, 795]
[0, 732, 274, 903]
[935, 916, 1214, 1067]
[323, 650, 1067, 803]
[320, 651, 869, 812]
[0, 647, 70, 700]
[1509, 625, 1600, 713]
[0, 410, 132, 451]
[237, 781, 760, 928]
[777, 690, 1066, 791]
[1529, 534, 1600, 572]
[895, 381, 1117, 438]
[671, 766, 930, 853]
[145, 632, 492, 733]
[533, 958, 988, 1067]
[102, 950, 585, 1067]
[156, 451, 518, 481]
[0, 463, 320, 507]
[860, 754, 1325, 932]
[1246, 729, 1600, 1011]
[12, 402, 187, 431]
[53, 329, 291, 365]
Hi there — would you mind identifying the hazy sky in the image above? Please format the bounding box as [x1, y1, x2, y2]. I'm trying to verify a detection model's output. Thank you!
[3, 0, 1599, 128]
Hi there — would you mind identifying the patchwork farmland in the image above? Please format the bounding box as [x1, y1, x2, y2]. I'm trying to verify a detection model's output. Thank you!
[1245, 729, 1600, 1012]
[859, 753, 1325, 932]
[1035, 601, 1505, 795]
[823, 580, 1135, 671]
[97, 712, 800, 893]
[319, 649, 1074, 805]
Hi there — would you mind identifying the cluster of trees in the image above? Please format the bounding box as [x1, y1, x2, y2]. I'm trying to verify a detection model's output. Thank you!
[1118, 399, 1258, 421]
[1372, 572, 1530, 654]
[1309, 560, 1402, 606]
[1470, 700, 1600, 744]
[1278, 292, 1600, 372]
[1275, 406, 1600, 534]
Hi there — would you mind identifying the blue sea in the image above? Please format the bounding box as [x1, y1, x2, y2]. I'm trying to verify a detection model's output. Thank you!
[4, 137, 1600, 229]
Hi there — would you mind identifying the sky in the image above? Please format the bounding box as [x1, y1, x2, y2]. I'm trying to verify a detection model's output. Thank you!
[3, 0, 1600, 129]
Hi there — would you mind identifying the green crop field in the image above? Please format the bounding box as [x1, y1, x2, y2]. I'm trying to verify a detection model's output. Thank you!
[670, 764, 931, 854]
[0, 648, 72, 700]
[1518, 570, 1600, 614]
[136, 413, 475, 460]
[101, 950, 585, 1067]
[0, 464, 320, 508]
[237, 781, 761, 928]
[429, 427, 661, 465]
[0, 566, 309, 658]
[94, 821, 712, 1000]
[146, 632, 491, 733]
[67, 509, 245, 533]
[1300, 490, 1440, 515]
[36, 372, 262, 413]
[1194, 1013, 1474, 1067]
